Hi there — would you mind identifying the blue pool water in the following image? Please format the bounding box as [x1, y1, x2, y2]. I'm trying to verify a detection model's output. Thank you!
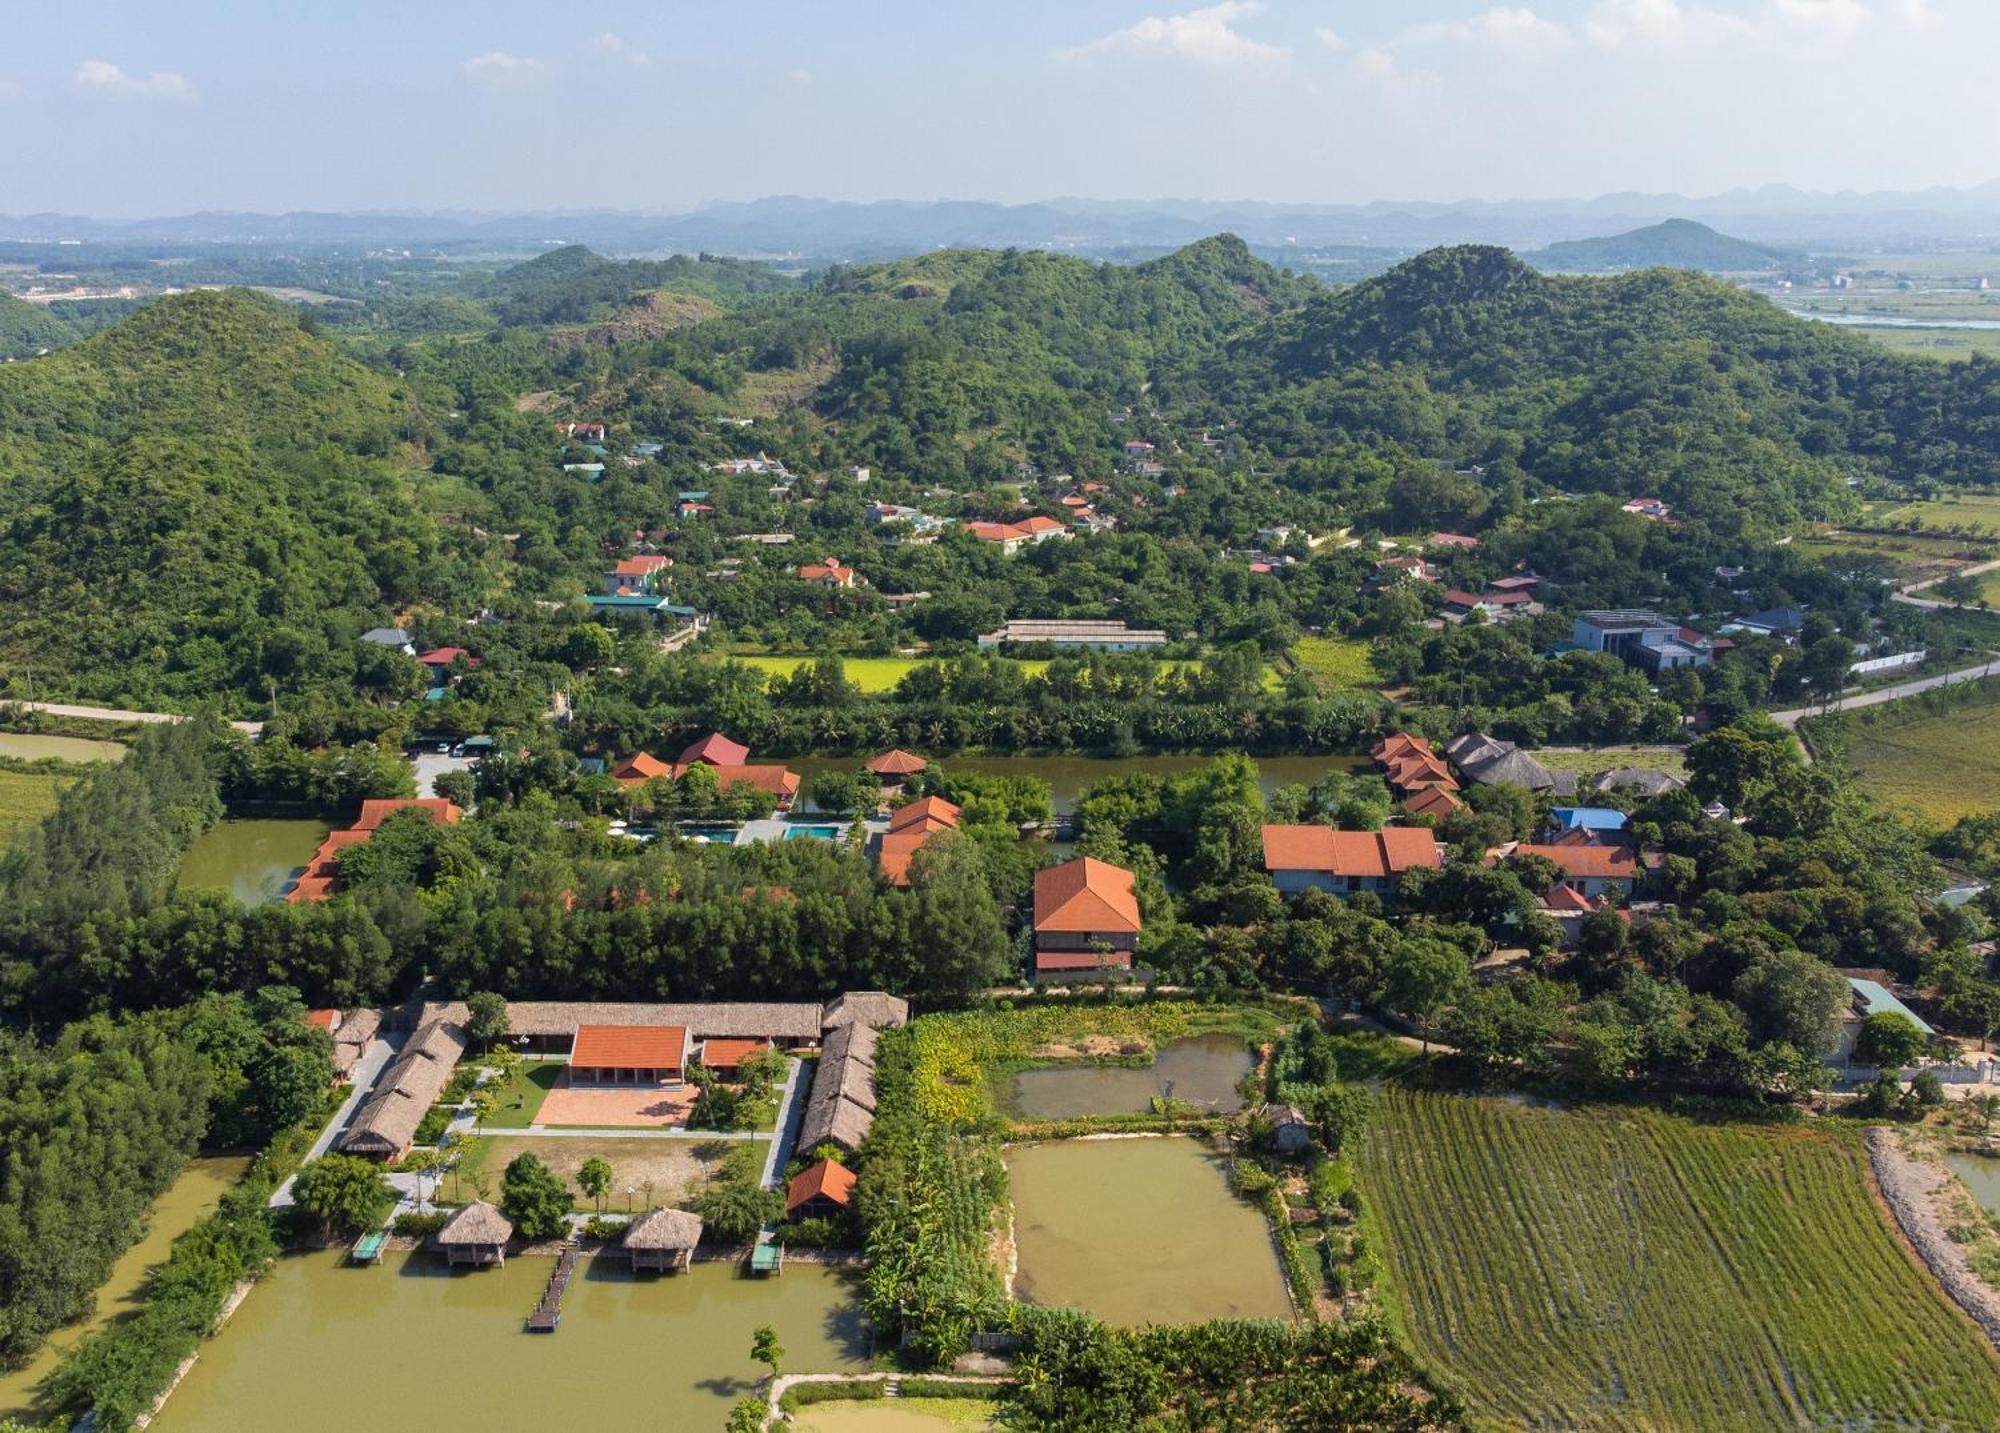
[784, 825, 841, 841]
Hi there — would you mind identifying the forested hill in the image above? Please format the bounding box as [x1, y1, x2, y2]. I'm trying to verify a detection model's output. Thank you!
[1206, 245, 2000, 529]
[0, 291, 72, 360]
[1532, 218, 1784, 273]
[479, 244, 795, 326]
[0, 289, 447, 707]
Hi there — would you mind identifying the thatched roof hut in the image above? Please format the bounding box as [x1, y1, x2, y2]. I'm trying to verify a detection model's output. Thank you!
[821, 1020, 879, 1070]
[338, 1018, 467, 1160]
[624, 1207, 703, 1271]
[330, 1007, 381, 1079]
[436, 1200, 512, 1265]
[821, 991, 909, 1031]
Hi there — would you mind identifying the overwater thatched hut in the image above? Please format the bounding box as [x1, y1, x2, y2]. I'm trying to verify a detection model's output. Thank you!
[623, 1207, 703, 1272]
[436, 1201, 513, 1267]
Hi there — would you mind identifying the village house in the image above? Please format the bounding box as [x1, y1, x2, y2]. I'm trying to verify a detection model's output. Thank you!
[799, 1021, 881, 1154]
[874, 795, 961, 887]
[1428, 532, 1482, 550]
[962, 515, 1071, 553]
[1032, 856, 1142, 980]
[610, 733, 802, 811]
[1572, 610, 1714, 671]
[555, 420, 607, 443]
[602, 555, 671, 595]
[1403, 785, 1464, 821]
[1831, 976, 1936, 1069]
[1262, 1102, 1313, 1156]
[1498, 842, 1640, 899]
[360, 626, 415, 656]
[797, 557, 863, 590]
[1261, 825, 1442, 899]
[1621, 496, 1672, 521]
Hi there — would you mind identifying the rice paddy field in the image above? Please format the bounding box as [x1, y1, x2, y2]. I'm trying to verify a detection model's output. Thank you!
[1291, 635, 1379, 691]
[0, 768, 70, 849]
[1842, 697, 2000, 824]
[1357, 1089, 2000, 1433]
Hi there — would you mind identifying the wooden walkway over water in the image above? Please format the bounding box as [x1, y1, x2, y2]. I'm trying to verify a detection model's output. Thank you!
[525, 1242, 580, 1332]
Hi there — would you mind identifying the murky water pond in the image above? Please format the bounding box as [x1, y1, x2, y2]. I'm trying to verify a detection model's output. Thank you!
[791, 754, 1367, 814]
[177, 818, 330, 904]
[1008, 1136, 1291, 1326]
[1944, 1150, 2000, 1216]
[1003, 1034, 1254, 1119]
[0, 1155, 251, 1423]
[148, 1253, 867, 1432]
[0, 731, 125, 763]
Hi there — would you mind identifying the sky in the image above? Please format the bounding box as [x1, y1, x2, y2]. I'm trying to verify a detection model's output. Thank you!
[1, 0, 1994, 216]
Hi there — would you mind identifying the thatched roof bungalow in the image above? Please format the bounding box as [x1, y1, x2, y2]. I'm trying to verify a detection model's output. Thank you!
[822, 991, 909, 1031]
[330, 1007, 381, 1081]
[436, 1201, 512, 1266]
[623, 1208, 704, 1272]
[338, 1019, 466, 1161]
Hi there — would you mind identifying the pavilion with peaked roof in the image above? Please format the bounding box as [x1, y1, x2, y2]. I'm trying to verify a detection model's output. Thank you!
[623, 1208, 703, 1272]
[865, 749, 928, 788]
[436, 1201, 512, 1267]
[569, 1024, 687, 1086]
[678, 731, 752, 768]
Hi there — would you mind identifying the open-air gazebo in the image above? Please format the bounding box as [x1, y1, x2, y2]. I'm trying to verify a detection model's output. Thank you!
[865, 749, 927, 791]
[623, 1207, 703, 1272]
[436, 1201, 513, 1267]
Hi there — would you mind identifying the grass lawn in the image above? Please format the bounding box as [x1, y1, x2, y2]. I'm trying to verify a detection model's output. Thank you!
[732, 652, 1227, 693]
[0, 768, 72, 850]
[448, 1133, 729, 1209]
[1357, 1089, 2000, 1433]
[1866, 492, 2000, 536]
[1532, 745, 1689, 780]
[473, 1059, 563, 1128]
[1844, 698, 2000, 825]
[1291, 635, 1379, 691]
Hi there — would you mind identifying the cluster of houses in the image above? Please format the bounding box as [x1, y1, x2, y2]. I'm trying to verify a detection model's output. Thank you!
[608, 732, 803, 811]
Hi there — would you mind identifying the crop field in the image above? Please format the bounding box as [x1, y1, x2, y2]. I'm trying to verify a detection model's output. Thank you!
[1841, 325, 2000, 361]
[1291, 635, 1379, 691]
[1842, 697, 2000, 825]
[1868, 492, 2000, 536]
[1792, 528, 1994, 584]
[734, 653, 1221, 693]
[1532, 746, 1688, 780]
[0, 769, 70, 850]
[1356, 1090, 2000, 1433]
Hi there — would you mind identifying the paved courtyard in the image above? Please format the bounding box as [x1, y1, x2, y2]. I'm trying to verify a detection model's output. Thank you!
[533, 1072, 701, 1128]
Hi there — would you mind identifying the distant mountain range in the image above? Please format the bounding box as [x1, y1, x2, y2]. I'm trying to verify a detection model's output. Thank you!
[3, 183, 1997, 263]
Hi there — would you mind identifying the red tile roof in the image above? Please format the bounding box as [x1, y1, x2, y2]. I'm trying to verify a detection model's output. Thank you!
[1261, 825, 1442, 879]
[613, 752, 674, 784]
[353, 798, 462, 830]
[1429, 532, 1481, 548]
[700, 1038, 770, 1072]
[1542, 883, 1601, 912]
[677, 732, 751, 768]
[1511, 844, 1638, 880]
[888, 796, 961, 834]
[682, 764, 801, 800]
[307, 1009, 339, 1030]
[1371, 732, 1430, 763]
[786, 1158, 858, 1214]
[570, 1024, 686, 1070]
[1033, 857, 1141, 935]
[416, 646, 478, 667]
[1403, 786, 1463, 818]
[866, 749, 928, 776]
[876, 830, 934, 887]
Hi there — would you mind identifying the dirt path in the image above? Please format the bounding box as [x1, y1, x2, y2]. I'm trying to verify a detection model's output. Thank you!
[1865, 1128, 2000, 1351]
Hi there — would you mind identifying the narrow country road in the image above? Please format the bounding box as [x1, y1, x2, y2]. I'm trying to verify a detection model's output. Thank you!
[1770, 653, 2000, 728]
[1891, 557, 2000, 612]
[5, 698, 263, 736]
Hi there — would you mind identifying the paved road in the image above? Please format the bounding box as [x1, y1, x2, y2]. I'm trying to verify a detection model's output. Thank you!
[1891, 557, 2000, 612]
[1770, 653, 2000, 728]
[758, 1053, 808, 1191]
[268, 1030, 403, 1209]
[5, 698, 263, 736]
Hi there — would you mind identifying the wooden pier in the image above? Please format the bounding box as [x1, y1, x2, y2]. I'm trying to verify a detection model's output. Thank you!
[525, 1242, 580, 1332]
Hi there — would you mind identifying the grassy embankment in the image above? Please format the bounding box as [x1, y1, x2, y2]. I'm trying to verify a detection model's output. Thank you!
[1357, 1088, 2000, 1433]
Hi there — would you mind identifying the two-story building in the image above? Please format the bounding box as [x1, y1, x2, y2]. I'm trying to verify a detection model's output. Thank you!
[1572, 610, 1714, 671]
[1261, 825, 1442, 899]
[1032, 857, 1141, 980]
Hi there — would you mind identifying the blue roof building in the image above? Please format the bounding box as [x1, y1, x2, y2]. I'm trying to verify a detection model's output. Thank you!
[1845, 978, 1933, 1036]
[1551, 807, 1629, 833]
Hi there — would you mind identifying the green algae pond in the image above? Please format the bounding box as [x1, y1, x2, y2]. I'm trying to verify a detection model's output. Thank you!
[147, 1253, 868, 1432]
[0, 732, 126, 764]
[0, 1155, 251, 1424]
[177, 818, 330, 904]
[1944, 1149, 2000, 1215]
[1007, 1136, 1291, 1327]
[1002, 1034, 1254, 1120]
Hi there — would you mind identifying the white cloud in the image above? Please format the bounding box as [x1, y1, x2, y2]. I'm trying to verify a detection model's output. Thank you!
[462, 51, 547, 86]
[787, 67, 814, 86]
[1315, 26, 1348, 51]
[591, 33, 650, 69]
[1394, 8, 1574, 54]
[1889, 0, 1943, 28]
[1771, 0, 1871, 39]
[72, 60, 196, 101]
[1058, 3, 1288, 66]
[0, 80, 24, 101]
[1583, 0, 1752, 47]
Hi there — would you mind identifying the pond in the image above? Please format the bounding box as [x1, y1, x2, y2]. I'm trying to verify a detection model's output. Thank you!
[1003, 1034, 1254, 1119]
[0, 731, 126, 764]
[791, 754, 1369, 814]
[147, 1253, 867, 1433]
[177, 818, 330, 904]
[0, 1154, 251, 1424]
[1944, 1149, 2000, 1217]
[1007, 1136, 1292, 1327]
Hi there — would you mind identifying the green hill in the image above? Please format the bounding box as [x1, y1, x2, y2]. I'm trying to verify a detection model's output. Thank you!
[1532, 218, 1785, 273]
[480, 245, 794, 325]
[0, 289, 439, 708]
[0, 292, 72, 360]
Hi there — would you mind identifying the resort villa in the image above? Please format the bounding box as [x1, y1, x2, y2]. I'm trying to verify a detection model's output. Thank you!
[338, 1018, 469, 1161]
[1261, 825, 1442, 899]
[1031, 856, 1142, 980]
[567, 1024, 688, 1087]
[874, 795, 963, 886]
[288, 798, 464, 903]
[786, 1159, 858, 1221]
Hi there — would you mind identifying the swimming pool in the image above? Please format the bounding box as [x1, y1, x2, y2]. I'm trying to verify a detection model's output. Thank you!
[784, 825, 842, 841]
